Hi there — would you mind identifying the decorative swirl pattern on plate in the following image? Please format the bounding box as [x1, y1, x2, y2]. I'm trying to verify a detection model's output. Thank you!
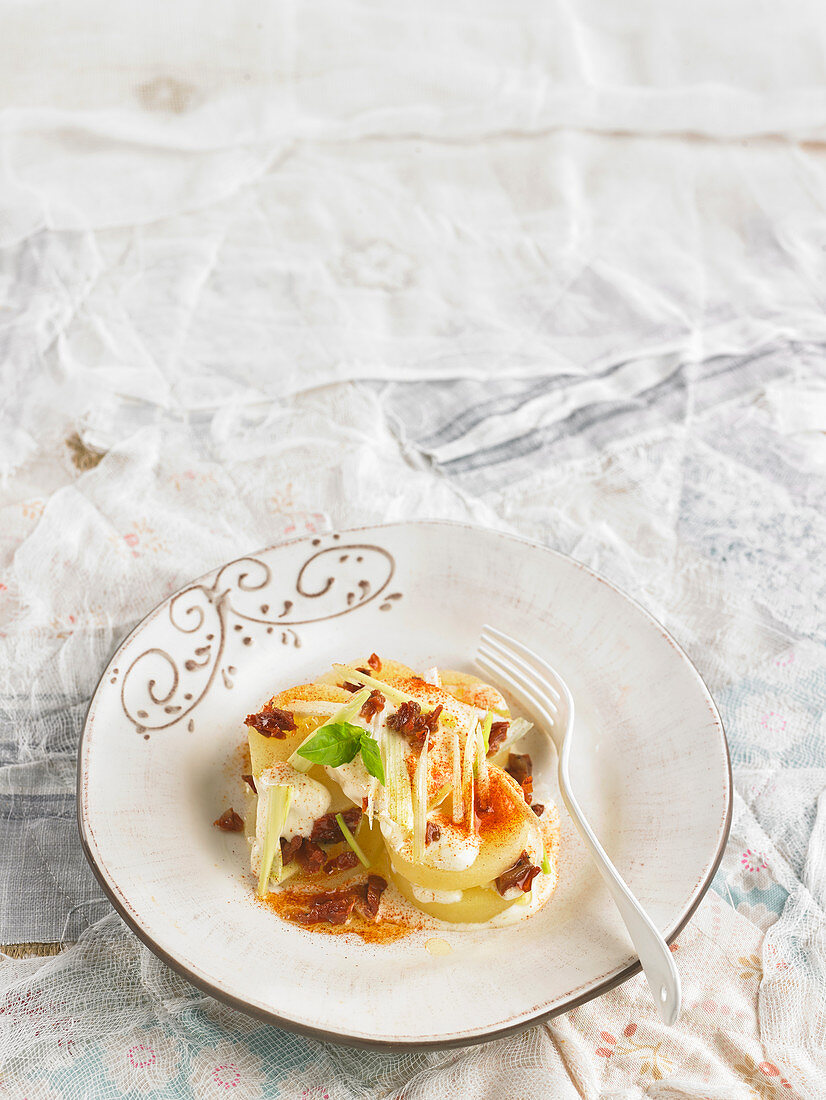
[118, 540, 400, 736]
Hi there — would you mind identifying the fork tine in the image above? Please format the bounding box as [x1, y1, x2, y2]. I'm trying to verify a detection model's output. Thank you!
[478, 656, 557, 725]
[480, 629, 561, 703]
[479, 635, 563, 710]
[481, 625, 568, 705]
[477, 646, 561, 727]
[477, 654, 556, 732]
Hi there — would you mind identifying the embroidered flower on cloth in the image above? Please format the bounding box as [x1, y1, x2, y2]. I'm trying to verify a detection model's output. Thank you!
[188, 1040, 267, 1099]
[99, 1027, 182, 1094]
[738, 849, 775, 891]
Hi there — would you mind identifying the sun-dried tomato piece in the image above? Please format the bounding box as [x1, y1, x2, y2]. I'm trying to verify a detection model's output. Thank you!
[341, 681, 360, 693]
[213, 808, 244, 832]
[360, 689, 386, 721]
[295, 839, 326, 874]
[386, 699, 419, 731]
[387, 701, 443, 750]
[296, 892, 356, 926]
[475, 792, 495, 816]
[506, 752, 532, 784]
[406, 729, 428, 752]
[505, 753, 533, 803]
[324, 850, 360, 875]
[488, 720, 509, 754]
[355, 874, 388, 921]
[245, 706, 297, 737]
[310, 808, 361, 844]
[280, 836, 304, 866]
[241, 774, 257, 793]
[496, 851, 541, 896]
[531, 803, 545, 817]
[423, 704, 443, 732]
[367, 653, 381, 671]
[425, 821, 441, 845]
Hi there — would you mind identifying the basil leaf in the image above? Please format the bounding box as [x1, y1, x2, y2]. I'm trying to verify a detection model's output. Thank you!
[359, 733, 385, 786]
[297, 722, 362, 767]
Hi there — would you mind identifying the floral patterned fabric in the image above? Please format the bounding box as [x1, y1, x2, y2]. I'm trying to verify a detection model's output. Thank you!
[1, 1, 826, 1097]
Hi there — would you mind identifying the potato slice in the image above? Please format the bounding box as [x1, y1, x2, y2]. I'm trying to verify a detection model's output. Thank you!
[386, 767, 529, 890]
[248, 715, 317, 777]
[247, 683, 352, 777]
[388, 866, 518, 923]
[439, 670, 510, 715]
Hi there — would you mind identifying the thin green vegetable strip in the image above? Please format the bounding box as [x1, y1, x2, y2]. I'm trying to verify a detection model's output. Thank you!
[336, 812, 370, 868]
[332, 665, 414, 705]
[451, 732, 463, 824]
[385, 730, 413, 829]
[256, 786, 291, 897]
[412, 736, 429, 862]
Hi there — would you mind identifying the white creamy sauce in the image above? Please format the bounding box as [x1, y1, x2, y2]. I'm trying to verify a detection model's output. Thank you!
[324, 752, 371, 808]
[380, 816, 481, 871]
[250, 763, 331, 874]
[411, 884, 464, 904]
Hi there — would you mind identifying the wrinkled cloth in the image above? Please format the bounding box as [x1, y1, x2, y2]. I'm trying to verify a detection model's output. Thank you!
[1, 2, 826, 1098]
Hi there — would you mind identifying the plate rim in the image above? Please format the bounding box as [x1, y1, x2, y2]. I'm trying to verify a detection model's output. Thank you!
[77, 518, 732, 1050]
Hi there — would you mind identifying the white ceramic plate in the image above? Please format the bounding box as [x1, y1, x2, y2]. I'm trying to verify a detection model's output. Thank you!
[78, 521, 731, 1048]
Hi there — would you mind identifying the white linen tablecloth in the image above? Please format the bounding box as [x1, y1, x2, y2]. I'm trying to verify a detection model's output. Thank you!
[1, 2, 824, 1097]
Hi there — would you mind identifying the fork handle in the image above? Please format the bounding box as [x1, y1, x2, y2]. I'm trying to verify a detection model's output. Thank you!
[557, 757, 682, 1025]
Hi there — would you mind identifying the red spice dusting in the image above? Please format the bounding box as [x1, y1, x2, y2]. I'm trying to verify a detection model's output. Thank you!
[531, 803, 545, 817]
[387, 701, 443, 750]
[296, 892, 356, 926]
[324, 850, 360, 875]
[213, 807, 244, 832]
[262, 876, 408, 941]
[360, 689, 386, 721]
[355, 874, 388, 921]
[292, 875, 388, 927]
[241, 773, 257, 793]
[245, 706, 297, 737]
[425, 821, 441, 845]
[488, 720, 509, 754]
[496, 851, 541, 895]
[367, 653, 381, 671]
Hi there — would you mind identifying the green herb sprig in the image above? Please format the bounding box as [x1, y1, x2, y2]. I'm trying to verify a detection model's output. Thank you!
[297, 721, 385, 785]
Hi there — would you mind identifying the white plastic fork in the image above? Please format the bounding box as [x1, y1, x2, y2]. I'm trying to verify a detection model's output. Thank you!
[477, 624, 682, 1025]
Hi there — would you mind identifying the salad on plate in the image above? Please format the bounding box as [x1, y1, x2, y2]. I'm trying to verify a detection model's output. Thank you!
[215, 655, 559, 938]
